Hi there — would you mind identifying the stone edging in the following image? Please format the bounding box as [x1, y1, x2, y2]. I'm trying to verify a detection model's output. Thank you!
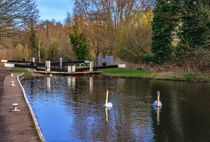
[17, 73, 46, 142]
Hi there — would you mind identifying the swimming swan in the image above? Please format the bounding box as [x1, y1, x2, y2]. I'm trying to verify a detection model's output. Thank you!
[153, 91, 162, 107]
[105, 90, 113, 108]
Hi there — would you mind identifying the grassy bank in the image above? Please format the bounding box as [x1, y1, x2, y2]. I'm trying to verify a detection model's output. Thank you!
[11, 67, 32, 76]
[98, 68, 210, 82]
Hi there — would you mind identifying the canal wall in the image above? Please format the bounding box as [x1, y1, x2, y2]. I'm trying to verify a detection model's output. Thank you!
[17, 74, 46, 142]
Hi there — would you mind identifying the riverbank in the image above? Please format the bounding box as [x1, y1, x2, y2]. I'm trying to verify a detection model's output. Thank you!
[11, 67, 32, 76]
[98, 68, 210, 83]
[12, 67, 45, 78]
[0, 67, 40, 142]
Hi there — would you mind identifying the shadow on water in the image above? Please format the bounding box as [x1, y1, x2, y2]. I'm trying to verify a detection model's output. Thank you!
[22, 75, 210, 142]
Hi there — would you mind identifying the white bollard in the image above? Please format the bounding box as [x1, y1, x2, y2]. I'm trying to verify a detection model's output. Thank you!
[59, 58, 62, 68]
[72, 65, 76, 72]
[11, 81, 16, 87]
[90, 62, 94, 71]
[45, 60, 51, 72]
[11, 73, 14, 77]
[12, 103, 20, 112]
[67, 66, 72, 73]
[32, 57, 35, 63]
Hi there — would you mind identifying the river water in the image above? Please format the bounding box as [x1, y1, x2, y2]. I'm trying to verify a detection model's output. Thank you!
[22, 75, 210, 142]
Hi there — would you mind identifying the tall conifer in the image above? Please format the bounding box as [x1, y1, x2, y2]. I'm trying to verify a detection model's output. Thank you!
[151, 0, 173, 64]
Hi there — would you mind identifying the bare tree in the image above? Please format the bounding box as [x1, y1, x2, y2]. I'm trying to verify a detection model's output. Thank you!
[72, 0, 153, 62]
[0, 0, 39, 40]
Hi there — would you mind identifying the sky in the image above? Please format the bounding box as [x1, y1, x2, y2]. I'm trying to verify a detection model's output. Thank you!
[36, 0, 74, 23]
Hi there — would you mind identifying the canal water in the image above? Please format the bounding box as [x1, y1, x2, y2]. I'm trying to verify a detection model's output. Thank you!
[22, 75, 210, 142]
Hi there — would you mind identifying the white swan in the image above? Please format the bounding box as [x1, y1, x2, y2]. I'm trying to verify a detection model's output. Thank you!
[153, 91, 162, 107]
[105, 90, 113, 108]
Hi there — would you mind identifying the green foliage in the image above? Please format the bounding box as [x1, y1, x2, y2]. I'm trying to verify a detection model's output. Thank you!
[151, 0, 184, 64]
[70, 25, 89, 60]
[48, 49, 56, 60]
[178, 0, 209, 50]
[178, 72, 197, 80]
[40, 48, 45, 59]
[142, 55, 154, 63]
[151, 0, 174, 64]
[29, 31, 38, 58]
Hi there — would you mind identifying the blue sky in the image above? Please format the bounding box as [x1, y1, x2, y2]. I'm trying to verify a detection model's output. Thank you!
[36, 0, 74, 23]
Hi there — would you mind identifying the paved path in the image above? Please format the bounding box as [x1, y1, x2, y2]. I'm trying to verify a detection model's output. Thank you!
[0, 68, 39, 142]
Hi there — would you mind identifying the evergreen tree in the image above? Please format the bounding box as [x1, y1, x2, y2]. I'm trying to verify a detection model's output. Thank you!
[70, 24, 89, 60]
[178, 0, 209, 50]
[151, 0, 174, 64]
[29, 30, 38, 58]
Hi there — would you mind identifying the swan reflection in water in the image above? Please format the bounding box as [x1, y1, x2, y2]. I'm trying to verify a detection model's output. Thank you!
[153, 91, 162, 125]
[105, 108, 109, 123]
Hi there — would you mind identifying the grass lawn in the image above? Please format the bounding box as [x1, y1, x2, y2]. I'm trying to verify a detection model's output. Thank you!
[99, 68, 151, 77]
[98, 68, 210, 82]
[11, 67, 32, 76]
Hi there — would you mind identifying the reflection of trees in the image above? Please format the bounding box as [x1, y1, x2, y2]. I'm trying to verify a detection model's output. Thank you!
[151, 80, 185, 142]
[180, 83, 210, 142]
[64, 76, 154, 141]
[23, 76, 210, 142]
[151, 80, 210, 142]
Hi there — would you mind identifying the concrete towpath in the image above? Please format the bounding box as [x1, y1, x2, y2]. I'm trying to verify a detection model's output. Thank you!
[0, 68, 39, 142]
